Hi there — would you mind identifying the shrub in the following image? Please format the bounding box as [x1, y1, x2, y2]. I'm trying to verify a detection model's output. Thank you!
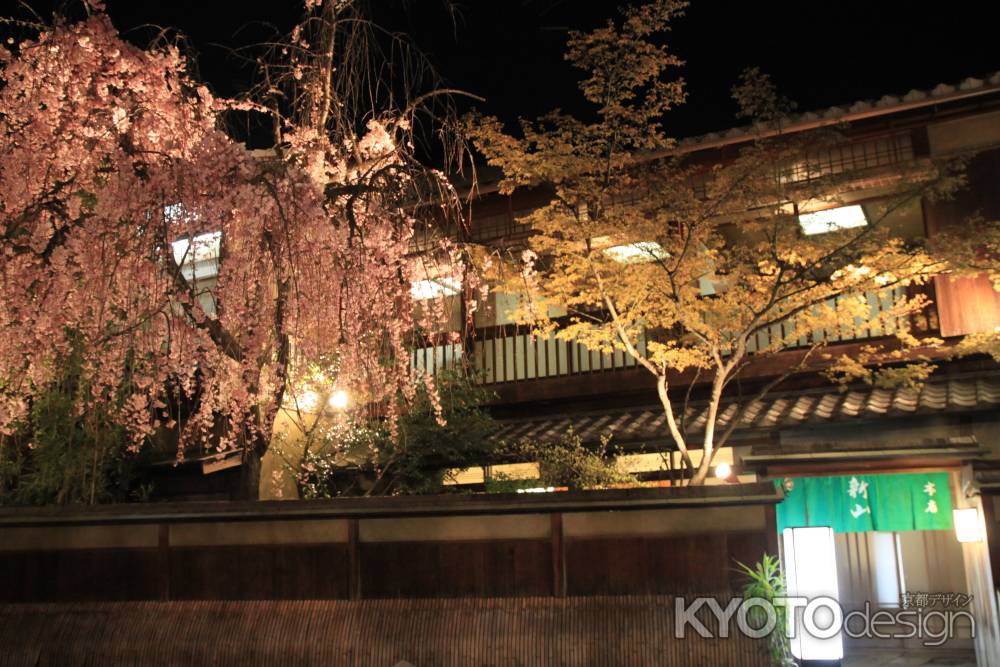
[0, 342, 151, 505]
[499, 430, 636, 490]
[284, 370, 500, 497]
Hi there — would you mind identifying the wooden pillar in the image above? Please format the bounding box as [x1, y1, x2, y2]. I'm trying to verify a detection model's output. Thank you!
[551, 513, 566, 597]
[962, 494, 1000, 665]
[981, 491, 1000, 588]
[959, 466, 1000, 665]
[348, 519, 361, 600]
[157, 523, 171, 601]
[764, 503, 780, 557]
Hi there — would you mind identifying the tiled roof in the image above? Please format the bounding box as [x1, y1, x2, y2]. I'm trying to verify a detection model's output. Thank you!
[673, 72, 1000, 152]
[465, 72, 1000, 194]
[491, 374, 1000, 447]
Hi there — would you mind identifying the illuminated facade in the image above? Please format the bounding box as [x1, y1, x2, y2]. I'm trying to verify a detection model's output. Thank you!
[436, 73, 1000, 662]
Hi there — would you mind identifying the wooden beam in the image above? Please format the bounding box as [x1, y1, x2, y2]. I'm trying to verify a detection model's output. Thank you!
[0, 483, 783, 528]
[764, 462, 967, 477]
[348, 519, 360, 600]
[551, 513, 566, 597]
[201, 453, 242, 475]
[157, 524, 171, 601]
[491, 338, 967, 408]
[764, 505, 779, 558]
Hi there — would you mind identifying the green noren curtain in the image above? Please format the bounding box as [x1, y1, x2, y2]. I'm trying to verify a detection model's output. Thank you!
[775, 472, 953, 534]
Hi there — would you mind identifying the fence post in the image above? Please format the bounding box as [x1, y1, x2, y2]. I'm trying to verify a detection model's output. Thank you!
[551, 513, 566, 597]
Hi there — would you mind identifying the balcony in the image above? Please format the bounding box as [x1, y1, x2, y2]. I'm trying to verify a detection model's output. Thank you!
[412, 285, 939, 391]
[412, 318, 647, 385]
[745, 285, 932, 354]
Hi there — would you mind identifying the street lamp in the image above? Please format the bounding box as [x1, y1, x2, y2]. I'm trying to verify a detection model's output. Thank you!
[328, 389, 349, 411]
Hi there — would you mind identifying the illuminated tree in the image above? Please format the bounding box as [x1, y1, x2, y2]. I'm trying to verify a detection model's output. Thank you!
[0, 1, 465, 499]
[466, 0, 959, 485]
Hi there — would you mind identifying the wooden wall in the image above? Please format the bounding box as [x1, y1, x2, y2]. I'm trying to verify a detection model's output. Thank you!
[0, 495, 774, 604]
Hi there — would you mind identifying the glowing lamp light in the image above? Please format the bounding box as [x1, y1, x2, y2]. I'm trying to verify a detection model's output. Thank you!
[798, 205, 868, 236]
[714, 462, 732, 479]
[328, 389, 349, 411]
[953, 507, 983, 543]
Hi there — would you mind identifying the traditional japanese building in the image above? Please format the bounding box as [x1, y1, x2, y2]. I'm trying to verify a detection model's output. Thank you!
[3, 73, 1000, 666]
[397, 72, 1000, 663]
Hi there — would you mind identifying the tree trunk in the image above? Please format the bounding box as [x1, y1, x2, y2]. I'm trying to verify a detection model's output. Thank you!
[239, 450, 263, 501]
[237, 429, 271, 501]
[690, 457, 711, 486]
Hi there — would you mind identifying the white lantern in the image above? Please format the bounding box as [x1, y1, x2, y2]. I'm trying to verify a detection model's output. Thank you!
[953, 507, 983, 543]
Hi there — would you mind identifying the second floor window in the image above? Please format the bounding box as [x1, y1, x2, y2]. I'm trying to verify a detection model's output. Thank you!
[798, 205, 868, 236]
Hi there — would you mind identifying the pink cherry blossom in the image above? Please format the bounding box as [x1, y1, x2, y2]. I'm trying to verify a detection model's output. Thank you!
[0, 9, 459, 490]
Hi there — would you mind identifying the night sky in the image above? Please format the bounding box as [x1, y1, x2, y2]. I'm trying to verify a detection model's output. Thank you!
[18, 1, 1000, 142]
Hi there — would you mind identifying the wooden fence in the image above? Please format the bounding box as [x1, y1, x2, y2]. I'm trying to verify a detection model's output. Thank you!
[0, 485, 779, 603]
[0, 485, 780, 665]
[0, 596, 773, 666]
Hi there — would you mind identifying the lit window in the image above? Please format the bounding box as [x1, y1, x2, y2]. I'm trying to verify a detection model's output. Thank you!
[603, 241, 669, 264]
[171, 231, 221, 281]
[798, 205, 868, 236]
[410, 277, 461, 300]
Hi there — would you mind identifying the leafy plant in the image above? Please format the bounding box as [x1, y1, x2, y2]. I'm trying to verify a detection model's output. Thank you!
[501, 429, 636, 490]
[279, 370, 500, 497]
[483, 472, 545, 494]
[735, 554, 797, 667]
[0, 340, 151, 506]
